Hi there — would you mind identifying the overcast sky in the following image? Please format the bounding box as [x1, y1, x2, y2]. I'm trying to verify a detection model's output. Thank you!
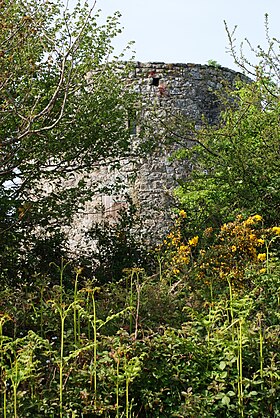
[66, 0, 279, 72]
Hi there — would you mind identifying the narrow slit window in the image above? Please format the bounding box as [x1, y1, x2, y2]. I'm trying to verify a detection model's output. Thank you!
[127, 109, 137, 135]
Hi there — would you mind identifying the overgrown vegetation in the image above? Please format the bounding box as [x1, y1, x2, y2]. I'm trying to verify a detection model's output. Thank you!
[0, 3, 280, 417]
[0, 217, 279, 417]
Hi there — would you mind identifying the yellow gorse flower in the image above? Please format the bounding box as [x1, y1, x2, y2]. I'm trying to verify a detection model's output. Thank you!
[257, 253, 266, 262]
[243, 214, 262, 227]
[188, 236, 199, 246]
[244, 217, 255, 226]
[179, 209, 187, 218]
[272, 226, 280, 235]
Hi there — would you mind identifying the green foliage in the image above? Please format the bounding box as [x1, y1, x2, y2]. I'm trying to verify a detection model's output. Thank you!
[173, 17, 280, 235]
[0, 0, 137, 283]
[175, 79, 280, 234]
[0, 243, 279, 416]
[207, 59, 221, 67]
[86, 203, 150, 283]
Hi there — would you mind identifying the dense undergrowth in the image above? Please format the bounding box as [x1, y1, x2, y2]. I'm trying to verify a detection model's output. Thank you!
[1, 214, 279, 417]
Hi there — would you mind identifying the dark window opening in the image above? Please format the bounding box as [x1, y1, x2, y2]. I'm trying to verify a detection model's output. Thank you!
[151, 77, 160, 87]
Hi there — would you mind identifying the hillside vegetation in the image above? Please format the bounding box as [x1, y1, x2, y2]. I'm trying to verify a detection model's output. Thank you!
[0, 3, 279, 417]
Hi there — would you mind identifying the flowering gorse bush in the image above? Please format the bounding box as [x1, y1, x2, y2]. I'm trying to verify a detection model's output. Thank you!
[197, 214, 266, 285]
[157, 210, 199, 277]
[159, 213, 280, 289]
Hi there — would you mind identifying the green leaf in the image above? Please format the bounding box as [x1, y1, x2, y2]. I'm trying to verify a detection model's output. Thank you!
[219, 360, 227, 370]
[221, 395, 230, 407]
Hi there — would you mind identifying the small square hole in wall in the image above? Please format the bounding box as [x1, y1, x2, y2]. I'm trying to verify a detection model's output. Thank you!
[151, 77, 160, 87]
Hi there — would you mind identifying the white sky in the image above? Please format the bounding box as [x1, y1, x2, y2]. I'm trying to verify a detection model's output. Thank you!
[66, 0, 279, 71]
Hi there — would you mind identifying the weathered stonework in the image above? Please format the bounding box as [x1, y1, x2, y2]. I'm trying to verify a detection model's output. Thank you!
[67, 62, 246, 253]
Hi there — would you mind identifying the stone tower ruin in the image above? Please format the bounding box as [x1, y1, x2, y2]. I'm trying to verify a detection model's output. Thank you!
[67, 62, 245, 253]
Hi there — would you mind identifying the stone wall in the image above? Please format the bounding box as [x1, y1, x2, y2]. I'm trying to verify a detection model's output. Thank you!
[67, 62, 246, 253]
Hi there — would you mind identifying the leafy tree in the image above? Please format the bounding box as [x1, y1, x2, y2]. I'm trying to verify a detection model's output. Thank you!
[0, 0, 136, 283]
[174, 17, 280, 234]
